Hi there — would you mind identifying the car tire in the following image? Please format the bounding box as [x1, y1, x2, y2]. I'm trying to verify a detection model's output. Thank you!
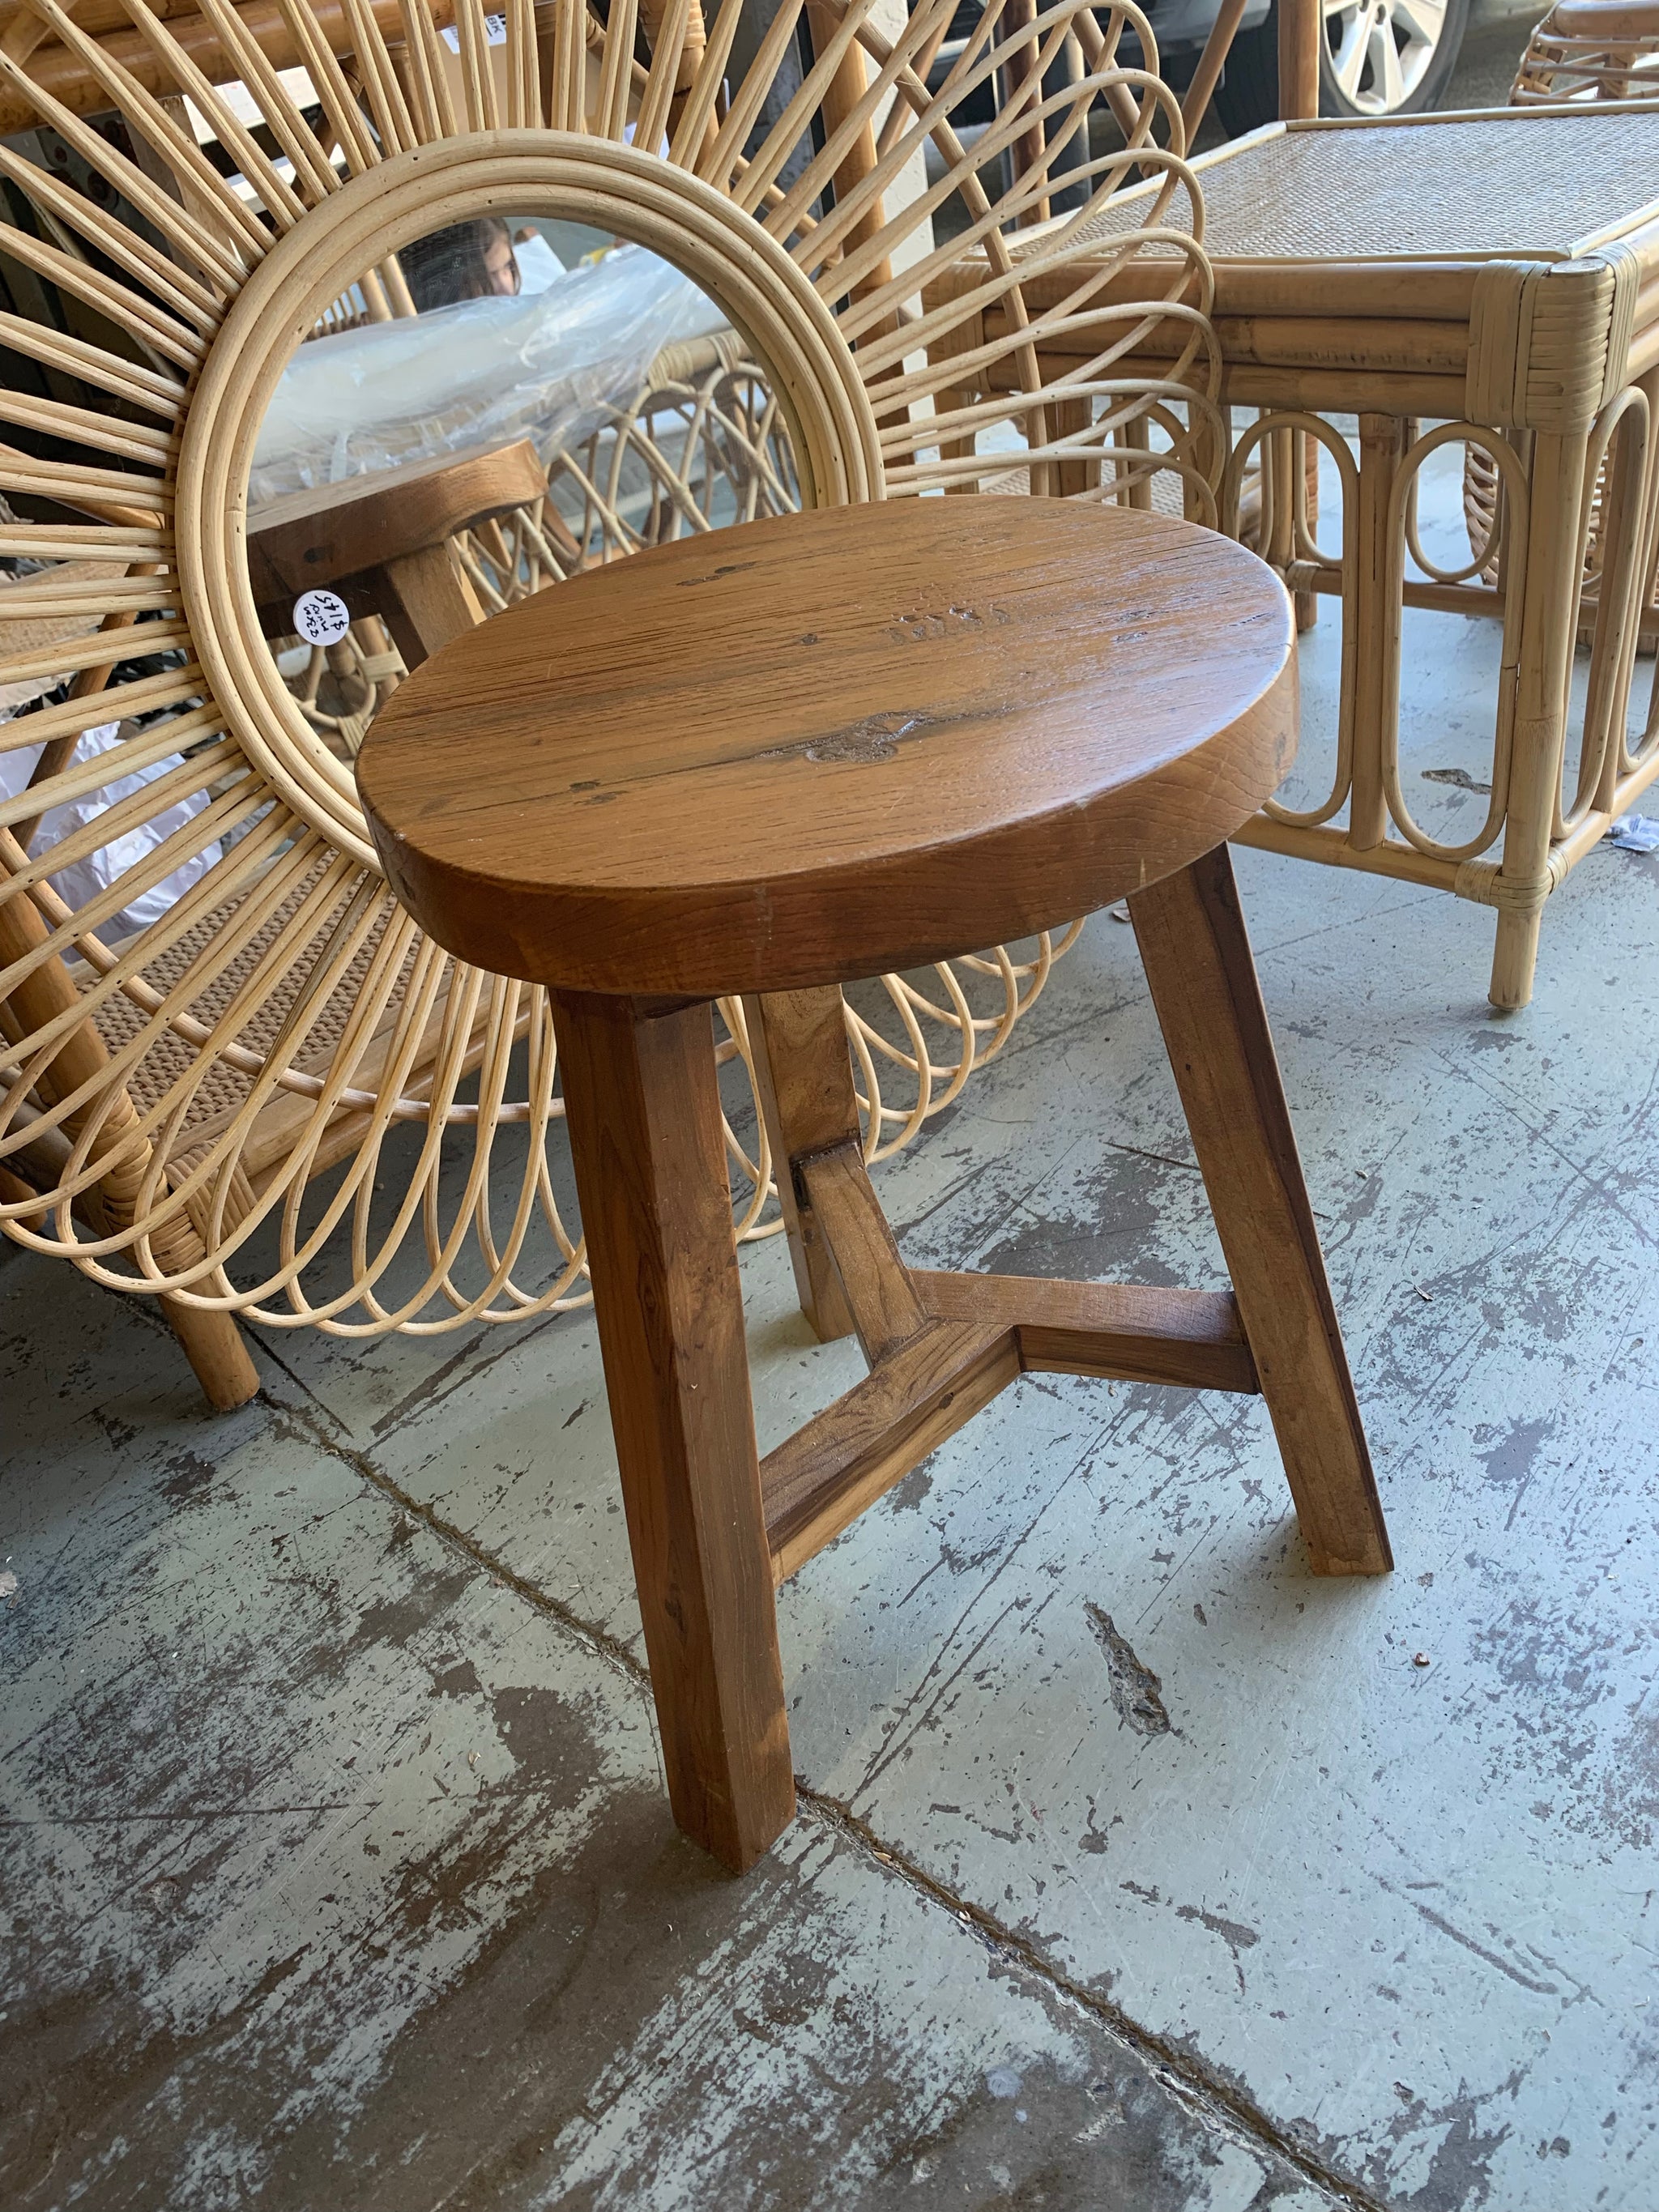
[1213, 0, 1472, 132]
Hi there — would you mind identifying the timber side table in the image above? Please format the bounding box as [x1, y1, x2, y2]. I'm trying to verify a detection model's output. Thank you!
[924, 107, 1659, 1008]
[356, 501, 1392, 1873]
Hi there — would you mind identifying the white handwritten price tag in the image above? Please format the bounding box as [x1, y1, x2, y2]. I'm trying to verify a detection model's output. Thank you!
[441, 12, 506, 47]
[292, 589, 352, 646]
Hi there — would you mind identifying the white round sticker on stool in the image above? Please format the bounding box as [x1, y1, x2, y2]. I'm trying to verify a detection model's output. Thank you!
[293, 589, 352, 646]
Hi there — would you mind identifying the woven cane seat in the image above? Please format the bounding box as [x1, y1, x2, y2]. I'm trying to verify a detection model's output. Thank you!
[1070, 109, 1659, 264]
[86, 861, 409, 1155]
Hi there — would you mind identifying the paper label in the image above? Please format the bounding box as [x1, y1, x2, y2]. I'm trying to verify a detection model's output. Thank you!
[441, 13, 507, 49]
[293, 589, 352, 646]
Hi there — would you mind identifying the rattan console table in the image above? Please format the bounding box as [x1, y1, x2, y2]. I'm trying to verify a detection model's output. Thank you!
[926, 107, 1659, 1006]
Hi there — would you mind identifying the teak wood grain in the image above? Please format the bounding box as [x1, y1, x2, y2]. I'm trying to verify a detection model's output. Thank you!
[762, 1316, 1020, 1584]
[740, 987, 859, 1345]
[797, 1140, 927, 1363]
[1129, 846, 1392, 1575]
[356, 501, 1298, 996]
[759, 1271, 1269, 1583]
[248, 439, 548, 669]
[358, 499, 1389, 1870]
[246, 438, 548, 603]
[367, 541, 483, 671]
[915, 1272, 1260, 1394]
[549, 989, 794, 1871]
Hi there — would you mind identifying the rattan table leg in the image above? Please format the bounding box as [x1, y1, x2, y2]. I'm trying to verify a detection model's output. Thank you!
[1050, 395, 1097, 500]
[157, 1292, 261, 1409]
[1351, 413, 1408, 853]
[1490, 428, 1594, 1010]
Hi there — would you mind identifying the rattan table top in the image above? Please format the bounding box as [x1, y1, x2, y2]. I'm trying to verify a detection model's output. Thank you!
[1073, 109, 1659, 265]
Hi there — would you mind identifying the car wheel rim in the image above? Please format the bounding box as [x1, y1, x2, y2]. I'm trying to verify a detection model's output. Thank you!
[1322, 0, 1448, 111]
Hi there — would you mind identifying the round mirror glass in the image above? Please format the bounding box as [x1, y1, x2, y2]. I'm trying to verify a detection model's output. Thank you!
[245, 216, 801, 759]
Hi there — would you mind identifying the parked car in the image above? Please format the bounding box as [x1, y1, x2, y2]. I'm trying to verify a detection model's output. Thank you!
[922, 0, 1471, 134]
[1210, 0, 1471, 128]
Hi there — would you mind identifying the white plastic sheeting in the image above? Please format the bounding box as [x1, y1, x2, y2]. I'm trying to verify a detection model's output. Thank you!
[0, 719, 222, 944]
[249, 244, 730, 506]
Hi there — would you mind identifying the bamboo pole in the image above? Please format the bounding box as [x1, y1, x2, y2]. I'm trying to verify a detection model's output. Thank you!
[1182, 0, 1246, 142]
[1277, 0, 1320, 118]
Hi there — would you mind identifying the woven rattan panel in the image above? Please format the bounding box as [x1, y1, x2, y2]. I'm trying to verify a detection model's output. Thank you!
[1073, 113, 1659, 262]
[0, 560, 107, 710]
[92, 861, 405, 1145]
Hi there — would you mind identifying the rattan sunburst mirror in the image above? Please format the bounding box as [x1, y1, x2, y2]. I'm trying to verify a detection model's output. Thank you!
[0, 0, 1220, 1395]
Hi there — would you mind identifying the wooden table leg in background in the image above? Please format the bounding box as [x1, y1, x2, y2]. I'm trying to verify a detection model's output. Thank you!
[371, 544, 486, 670]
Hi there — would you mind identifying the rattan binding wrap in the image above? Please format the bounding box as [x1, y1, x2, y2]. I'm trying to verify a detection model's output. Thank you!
[1463, 16, 1659, 630]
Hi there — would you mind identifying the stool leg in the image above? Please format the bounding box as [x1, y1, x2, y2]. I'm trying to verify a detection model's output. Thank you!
[371, 544, 485, 669]
[742, 987, 859, 1344]
[1130, 848, 1392, 1578]
[551, 990, 795, 1870]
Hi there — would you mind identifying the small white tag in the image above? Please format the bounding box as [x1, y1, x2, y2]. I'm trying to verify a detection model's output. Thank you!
[292, 588, 352, 646]
[441, 12, 507, 49]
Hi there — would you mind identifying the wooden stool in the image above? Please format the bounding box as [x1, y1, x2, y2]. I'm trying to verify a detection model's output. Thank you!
[246, 437, 551, 665]
[356, 501, 1393, 1873]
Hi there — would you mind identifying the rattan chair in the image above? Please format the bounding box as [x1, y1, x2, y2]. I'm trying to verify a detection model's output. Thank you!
[0, 0, 1222, 1404]
[1512, 0, 1659, 99]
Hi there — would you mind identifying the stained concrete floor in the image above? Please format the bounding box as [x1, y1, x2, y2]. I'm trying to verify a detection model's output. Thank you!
[8, 386, 1659, 2207]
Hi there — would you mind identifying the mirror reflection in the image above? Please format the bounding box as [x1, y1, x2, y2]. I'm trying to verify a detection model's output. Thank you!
[247, 217, 800, 760]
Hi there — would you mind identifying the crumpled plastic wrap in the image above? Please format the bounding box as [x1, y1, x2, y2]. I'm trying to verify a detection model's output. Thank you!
[249, 244, 731, 508]
[0, 719, 221, 943]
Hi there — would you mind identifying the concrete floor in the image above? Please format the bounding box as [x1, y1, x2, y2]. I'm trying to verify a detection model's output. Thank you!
[8, 65, 1659, 2206]
[1449, 0, 1549, 109]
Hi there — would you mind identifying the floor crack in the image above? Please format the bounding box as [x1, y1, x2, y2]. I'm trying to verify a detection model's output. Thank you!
[263, 1356, 1388, 2212]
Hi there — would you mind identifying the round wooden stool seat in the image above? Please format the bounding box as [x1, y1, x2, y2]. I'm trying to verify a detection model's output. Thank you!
[356, 501, 1296, 998]
[355, 499, 1388, 1879]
